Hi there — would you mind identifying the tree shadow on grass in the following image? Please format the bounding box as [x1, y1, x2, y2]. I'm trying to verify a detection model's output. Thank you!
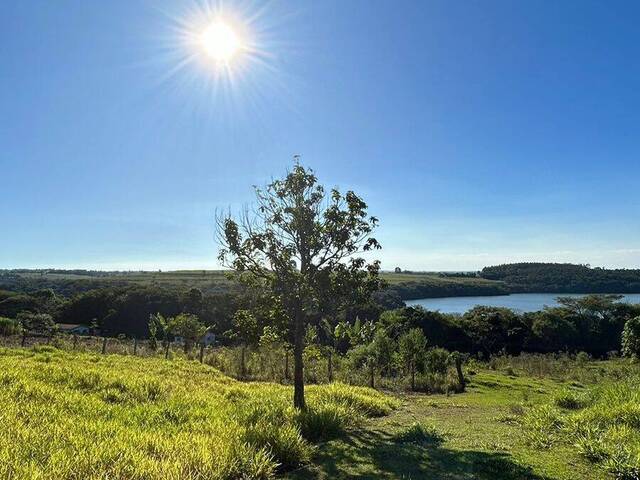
[289, 427, 554, 480]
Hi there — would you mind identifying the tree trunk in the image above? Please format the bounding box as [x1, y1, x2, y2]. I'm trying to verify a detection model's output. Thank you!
[293, 310, 306, 410]
[455, 356, 466, 392]
[369, 363, 375, 388]
[199, 343, 205, 363]
[284, 350, 290, 381]
[241, 345, 247, 379]
[101, 337, 108, 354]
[411, 362, 415, 391]
[164, 340, 170, 359]
[327, 350, 333, 383]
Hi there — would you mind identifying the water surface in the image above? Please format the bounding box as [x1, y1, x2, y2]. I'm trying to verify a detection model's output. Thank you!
[405, 293, 640, 314]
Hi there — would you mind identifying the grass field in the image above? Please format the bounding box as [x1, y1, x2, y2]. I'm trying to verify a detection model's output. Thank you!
[2, 346, 637, 479]
[0, 269, 507, 299]
[0, 347, 397, 479]
[287, 356, 638, 480]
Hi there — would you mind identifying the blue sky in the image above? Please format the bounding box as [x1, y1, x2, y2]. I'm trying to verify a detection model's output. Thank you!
[2, 0, 639, 271]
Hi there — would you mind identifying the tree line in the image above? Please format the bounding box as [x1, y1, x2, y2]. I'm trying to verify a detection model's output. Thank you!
[481, 262, 640, 293]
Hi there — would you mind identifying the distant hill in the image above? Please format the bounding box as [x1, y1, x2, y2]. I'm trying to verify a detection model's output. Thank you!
[0, 269, 238, 296]
[0, 268, 507, 300]
[3, 263, 640, 300]
[382, 272, 508, 300]
[481, 262, 640, 293]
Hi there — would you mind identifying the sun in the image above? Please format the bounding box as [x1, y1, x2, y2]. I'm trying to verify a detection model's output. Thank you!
[200, 21, 242, 62]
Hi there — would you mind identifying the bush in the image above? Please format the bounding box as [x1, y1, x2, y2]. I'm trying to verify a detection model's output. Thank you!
[576, 351, 591, 365]
[622, 316, 640, 359]
[521, 404, 564, 448]
[554, 389, 586, 410]
[425, 348, 450, 375]
[0, 317, 22, 336]
[393, 422, 443, 445]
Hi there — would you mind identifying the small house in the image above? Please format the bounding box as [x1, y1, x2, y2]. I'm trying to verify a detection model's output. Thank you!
[57, 324, 91, 335]
[202, 329, 216, 346]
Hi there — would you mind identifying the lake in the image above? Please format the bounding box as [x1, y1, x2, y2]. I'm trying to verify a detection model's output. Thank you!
[405, 293, 640, 314]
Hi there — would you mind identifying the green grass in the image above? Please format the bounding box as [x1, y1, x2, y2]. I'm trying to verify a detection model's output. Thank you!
[287, 360, 638, 480]
[1, 269, 506, 298]
[3, 346, 636, 479]
[0, 346, 397, 479]
[523, 374, 640, 479]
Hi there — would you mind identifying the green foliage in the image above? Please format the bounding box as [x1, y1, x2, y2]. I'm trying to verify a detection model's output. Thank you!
[17, 312, 56, 334]
[0, 317, 22, 336]
[481, 262, 640, 294]
[553, 388, 587, 410]
[393, 422, 443, 445]
[622, 316, 640, 359]
[0, 348, 396, 479]
[148, 312, 169, 350]
[521, 404, 564, 448]
[217, 163, 383, 409]
[168, 313, 206, 350]
[524, 375, 640, 479]
[425, 347, 450, 375]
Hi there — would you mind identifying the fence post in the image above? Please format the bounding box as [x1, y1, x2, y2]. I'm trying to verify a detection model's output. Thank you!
[455, 355, 466, 392]
[284, 350, 290, 381]
[102, 337, 108, 355]
[133, 337, 138, 356]
[21, 331, 27, 348]
[164, 341, 170, 359]
[73, 335, 78, 350]
[199, 343, 205, 363]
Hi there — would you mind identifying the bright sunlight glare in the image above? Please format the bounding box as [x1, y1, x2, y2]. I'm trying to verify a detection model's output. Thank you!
[200, 21, 242, 62]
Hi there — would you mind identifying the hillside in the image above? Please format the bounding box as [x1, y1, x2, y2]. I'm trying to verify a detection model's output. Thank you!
[0, 269, 508, 300]
[383, 272, 508, 299]
[0, 347, 396, 479]
[0, 269, 238, 296]
[2, 345, 634, 479]
[4, 263, 640, 302]
[481, 263, 640, 293]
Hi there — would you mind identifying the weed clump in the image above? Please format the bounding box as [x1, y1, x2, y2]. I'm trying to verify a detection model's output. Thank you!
[524, 376, 640, 479]
[393, 422, 443, 445]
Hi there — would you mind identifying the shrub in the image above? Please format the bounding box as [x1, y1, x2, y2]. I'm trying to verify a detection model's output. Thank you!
[393, 422, 443, 445]
[622, 317, 640, 359]
[554, 389, 586, 410]
[0, 317, 22, 336]
[521, 405, 563, 448]
[425, 348, 450, 376]
[576, 351, 591, 365]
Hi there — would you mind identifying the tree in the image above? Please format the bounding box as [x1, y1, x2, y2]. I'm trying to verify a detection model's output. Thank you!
[168, 313, 206, 353]
[461, 306, 526, 355]
[399, 328, 427, 390]
[0, 317, 22, 336]
[17, 312, 56, 335]
[228, 309, 261, 378]
[217, 163, 382, 409]
[320, 318, 340, 382]
[622, 316, 640, 359]
[148, 313, 170, 352]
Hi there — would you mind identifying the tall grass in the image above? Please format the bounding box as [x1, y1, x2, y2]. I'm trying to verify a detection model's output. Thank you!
[0, 346, 398, 479]
[522, 375, 640, 479]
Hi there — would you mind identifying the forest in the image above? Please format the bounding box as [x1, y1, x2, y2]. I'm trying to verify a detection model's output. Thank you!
[481, 263, 640, 293]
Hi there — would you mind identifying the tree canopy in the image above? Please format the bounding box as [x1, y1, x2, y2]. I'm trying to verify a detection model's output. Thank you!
[217, 163, 383, 409]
